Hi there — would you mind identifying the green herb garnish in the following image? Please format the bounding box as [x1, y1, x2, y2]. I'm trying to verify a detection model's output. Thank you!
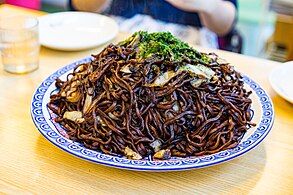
[119, 31, 211, 63]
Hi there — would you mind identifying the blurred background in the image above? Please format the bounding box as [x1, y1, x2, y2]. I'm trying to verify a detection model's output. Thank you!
[1, 0, 293, 62]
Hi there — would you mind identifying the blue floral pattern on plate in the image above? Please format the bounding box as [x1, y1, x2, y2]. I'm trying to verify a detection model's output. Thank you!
[31, 57, 274, 171]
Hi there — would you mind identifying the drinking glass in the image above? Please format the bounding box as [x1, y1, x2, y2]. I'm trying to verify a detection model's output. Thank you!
[0, 16, 39, 74]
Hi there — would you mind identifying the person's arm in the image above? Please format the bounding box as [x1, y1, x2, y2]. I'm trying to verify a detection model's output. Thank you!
[71, 0, 111, 12]
[165, 0, 236, 36]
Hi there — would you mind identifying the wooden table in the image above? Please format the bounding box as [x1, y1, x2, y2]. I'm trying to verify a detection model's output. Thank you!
[1, 4, 293, 194]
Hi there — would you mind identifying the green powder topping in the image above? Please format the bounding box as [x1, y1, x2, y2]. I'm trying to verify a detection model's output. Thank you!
[119, 31, 211, 63]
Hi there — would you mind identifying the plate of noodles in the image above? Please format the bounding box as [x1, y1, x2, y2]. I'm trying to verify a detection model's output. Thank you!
[31, 32, 274, 171]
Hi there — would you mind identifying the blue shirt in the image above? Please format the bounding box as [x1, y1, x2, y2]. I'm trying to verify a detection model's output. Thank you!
[70, 0, 237, 28]
[105, 0, 238, 27]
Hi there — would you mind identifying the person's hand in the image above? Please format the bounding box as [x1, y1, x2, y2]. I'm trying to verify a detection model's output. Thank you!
[165, 0, 210, 13]
[165, 0, 236, 35]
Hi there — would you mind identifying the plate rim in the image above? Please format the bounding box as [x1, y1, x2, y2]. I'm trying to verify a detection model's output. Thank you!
[31, 56, 275, 171]
[269, 61, 293, 103]
[38, 12, 119, 51]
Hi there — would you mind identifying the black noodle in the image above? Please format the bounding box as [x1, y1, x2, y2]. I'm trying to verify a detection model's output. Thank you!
[48, 43, 255, 160]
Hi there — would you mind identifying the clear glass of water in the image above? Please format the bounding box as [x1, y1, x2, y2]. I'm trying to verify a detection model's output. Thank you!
[0, 16, 39, 74]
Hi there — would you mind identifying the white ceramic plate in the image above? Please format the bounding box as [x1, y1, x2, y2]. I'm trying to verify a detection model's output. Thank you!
[39, 12, 119, 51]
[269, 61, 293, 103]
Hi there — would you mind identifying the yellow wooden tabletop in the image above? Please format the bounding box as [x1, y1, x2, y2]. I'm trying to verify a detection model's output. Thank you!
[0, 4, 293, 194]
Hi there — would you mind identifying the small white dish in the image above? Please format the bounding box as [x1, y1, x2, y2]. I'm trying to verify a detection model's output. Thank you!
[269, 61, 293, 103]
[39, 12, 119, 51]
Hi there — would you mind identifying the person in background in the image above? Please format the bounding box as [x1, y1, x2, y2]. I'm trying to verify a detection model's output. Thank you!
[69, 0, 242, 52]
